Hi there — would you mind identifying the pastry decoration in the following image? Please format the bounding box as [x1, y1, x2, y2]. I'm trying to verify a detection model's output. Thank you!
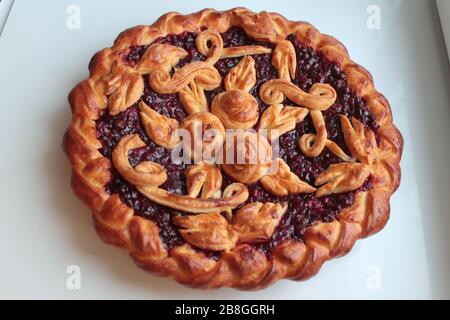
[258, 104, 308, 140]
[315, 163, 370, 197]
[173, 212, 238, 251]
[220, 131, 273, 184]
[298, 110, 327, 157]
[185, 163, 222, 199]
[149, 61, 221, 95]
[341, 116, 377, 165]
[112, 135, 248, 213]
[260, 158, 316, 196]
[105, 62, 144, 116]
[259, 80, 336, 110]
[137, 44, 187, 74]
[233, 202, 288, 243]
[211, 56, 259, 129]
[179, 112, 226, 162]
[102, 14, 381, 257]
[195, 29, 272, 62]
[272, 40, 296, 81]
[112, 134, 167, 188]
[65, 8, 403, 290]
[139, 101, 179, 149]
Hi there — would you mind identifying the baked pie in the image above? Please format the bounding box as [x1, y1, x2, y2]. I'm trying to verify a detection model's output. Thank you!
[63, 8, 403, 289]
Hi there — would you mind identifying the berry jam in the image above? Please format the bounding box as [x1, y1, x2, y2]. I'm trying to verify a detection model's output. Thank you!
[99, 28, 378, 253]
[124, 46, 149, 67]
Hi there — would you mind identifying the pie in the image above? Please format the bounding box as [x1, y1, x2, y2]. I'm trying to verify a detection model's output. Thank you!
[63, 8, 403, 289]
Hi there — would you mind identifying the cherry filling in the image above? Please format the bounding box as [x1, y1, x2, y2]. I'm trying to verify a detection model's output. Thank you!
[98, 28, 378, 254]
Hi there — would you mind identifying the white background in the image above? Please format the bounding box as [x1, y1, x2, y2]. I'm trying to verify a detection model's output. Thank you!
[0, 0, 449, 299]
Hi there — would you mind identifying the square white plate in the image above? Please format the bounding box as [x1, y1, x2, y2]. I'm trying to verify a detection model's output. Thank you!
[1, 0, 449, 299]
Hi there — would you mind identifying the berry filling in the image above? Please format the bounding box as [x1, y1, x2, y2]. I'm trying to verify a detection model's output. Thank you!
[98, 28, 378, 255]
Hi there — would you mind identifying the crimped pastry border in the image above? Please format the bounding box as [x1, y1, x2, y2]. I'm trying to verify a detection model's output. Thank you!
[63, 7, 403, 290]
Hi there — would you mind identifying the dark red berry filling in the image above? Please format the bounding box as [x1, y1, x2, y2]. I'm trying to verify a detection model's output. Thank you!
[124, 45, 149, 67]
[99, 28, 378, 255]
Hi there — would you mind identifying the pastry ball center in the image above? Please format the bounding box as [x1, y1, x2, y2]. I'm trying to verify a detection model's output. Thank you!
[212, 89, 259, 129]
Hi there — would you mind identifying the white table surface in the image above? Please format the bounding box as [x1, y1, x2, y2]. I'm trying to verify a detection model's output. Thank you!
[0, 0, 450, 299]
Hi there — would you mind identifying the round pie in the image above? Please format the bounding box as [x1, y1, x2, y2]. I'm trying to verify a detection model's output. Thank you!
[63, 8, 403, 289]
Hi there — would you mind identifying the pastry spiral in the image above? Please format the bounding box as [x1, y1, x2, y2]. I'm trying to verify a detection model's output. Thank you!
[260, 79, 337, 110]
[179, 112, 226, 163]
[112, 134, 167, 188]
[221, 132, 273, 184]
[211, 90, 259, 129]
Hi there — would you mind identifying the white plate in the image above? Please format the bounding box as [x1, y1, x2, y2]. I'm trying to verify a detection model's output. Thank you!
[1, 0, 449, 299]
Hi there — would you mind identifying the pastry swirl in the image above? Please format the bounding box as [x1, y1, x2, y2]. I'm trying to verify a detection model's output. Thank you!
[112, 134, 167, 188]
[211, 90, 259, 129]
[298, 110, 327, 157]
[299, 134, 354, 162]
[195, 30, 224, 64]
[149, 61, 221, 94]
[179, 112, 226, 162]
[221, 132, 273, 184]
[212, 56, 259, 129]
[260, 79, 337, 110]
[137, 182, 249, 213]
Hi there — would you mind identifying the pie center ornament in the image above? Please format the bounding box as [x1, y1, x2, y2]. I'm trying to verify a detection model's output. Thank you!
[64, 8, 403, 290]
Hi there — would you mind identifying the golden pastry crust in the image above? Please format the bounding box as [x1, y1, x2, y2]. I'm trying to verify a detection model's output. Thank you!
[63, 8, 403, 290]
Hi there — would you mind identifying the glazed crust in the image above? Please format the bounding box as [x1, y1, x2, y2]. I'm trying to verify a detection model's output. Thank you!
[63, 8, 403, 290]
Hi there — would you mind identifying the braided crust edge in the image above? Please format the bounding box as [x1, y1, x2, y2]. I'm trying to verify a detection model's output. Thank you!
[63, 7, 403, 290]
